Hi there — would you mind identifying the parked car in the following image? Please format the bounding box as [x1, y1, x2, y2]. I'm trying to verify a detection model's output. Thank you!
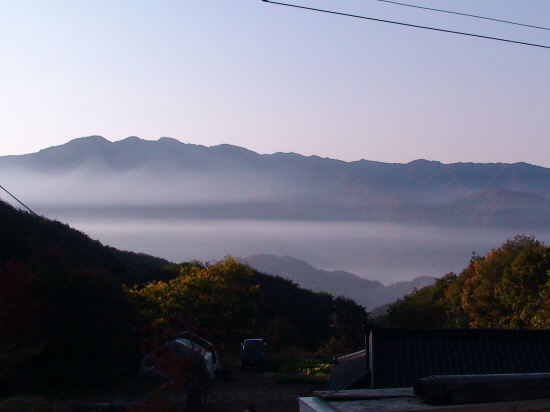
[241, 338, 266, 369]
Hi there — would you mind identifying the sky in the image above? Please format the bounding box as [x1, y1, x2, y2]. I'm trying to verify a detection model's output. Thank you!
[1, 0, 550, 167]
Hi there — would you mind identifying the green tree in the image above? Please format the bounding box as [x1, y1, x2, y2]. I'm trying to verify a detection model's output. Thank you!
[383, 283, 447, 328]
[127, 257, 259, 343]
[249, 271, 335, 351]
[331, 296, 368, 349]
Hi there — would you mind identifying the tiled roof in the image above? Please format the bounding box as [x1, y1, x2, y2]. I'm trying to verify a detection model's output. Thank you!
[371, 327, 550, 388]
[328, 327, 550, 390]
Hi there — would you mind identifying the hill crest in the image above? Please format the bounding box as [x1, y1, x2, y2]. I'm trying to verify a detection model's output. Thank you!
[2, 136, 549, 228]
[243, 254, 435, 310]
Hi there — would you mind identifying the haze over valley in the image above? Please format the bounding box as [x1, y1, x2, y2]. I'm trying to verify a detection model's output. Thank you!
[1, 136, 550, 284]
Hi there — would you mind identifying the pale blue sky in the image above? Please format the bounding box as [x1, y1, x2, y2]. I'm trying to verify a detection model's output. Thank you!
[1, 1, 549, 166]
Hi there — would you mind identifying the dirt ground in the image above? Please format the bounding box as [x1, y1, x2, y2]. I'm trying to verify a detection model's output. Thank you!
[0, 363, 325, 412]
[201, 366, 323, 412]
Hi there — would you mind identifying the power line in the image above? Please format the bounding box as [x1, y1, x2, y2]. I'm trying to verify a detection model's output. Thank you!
[262, 0, 550, 49]
[371, 0, 550, 32]
[0, 184, 79, 248]
[0, 183, 48, 222]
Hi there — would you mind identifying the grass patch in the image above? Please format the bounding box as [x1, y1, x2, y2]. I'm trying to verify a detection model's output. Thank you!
[274, 357, 332, 385]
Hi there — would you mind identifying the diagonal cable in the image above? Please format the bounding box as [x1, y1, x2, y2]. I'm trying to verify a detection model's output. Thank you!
[262, 0, 550, 49]
[371, 0, 550, 31]
[0, 183, 48, 222]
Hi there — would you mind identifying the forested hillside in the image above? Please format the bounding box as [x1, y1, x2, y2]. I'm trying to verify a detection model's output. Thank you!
[377, 235, 550, 329]
[0, 200, 367, 393]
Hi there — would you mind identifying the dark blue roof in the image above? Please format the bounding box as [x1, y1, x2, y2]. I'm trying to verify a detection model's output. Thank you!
[329, 327, 550, 390]
[370, 327, 550, 388]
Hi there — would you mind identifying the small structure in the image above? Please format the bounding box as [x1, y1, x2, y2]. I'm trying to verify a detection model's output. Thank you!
[140, 331, 222, 381]
[140, 332, 223, 409]
[301, 326, 550, 411]
[328, 325, 550, 390]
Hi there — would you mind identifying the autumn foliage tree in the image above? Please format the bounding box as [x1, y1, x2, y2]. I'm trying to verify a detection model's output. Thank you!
[381, 235, 550, 330]
[461, 235, 550, 329]
[0, 261, 139, 390]
[128, 257, 370, 354]
[127, 257, 259, 344]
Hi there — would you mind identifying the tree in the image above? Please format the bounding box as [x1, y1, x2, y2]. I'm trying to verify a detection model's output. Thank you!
[383, 282, 448, 328]
[461, 235, 550, 329]
[0, 261, 47, 390]
[129, 257, 370, 354]
[34, 265, 139, 387]
[249, 271, 336, 351]
[381, 235, 550, 330]
[0, 260, 139, 390]
[127, 257, 259, 343]
[330, 296, 368, 349]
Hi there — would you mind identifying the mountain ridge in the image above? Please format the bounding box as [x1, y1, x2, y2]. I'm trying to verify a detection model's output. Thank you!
[242, 254, 435, 310]
[2, 135, 548, 283]
[1, 136, 549, 228]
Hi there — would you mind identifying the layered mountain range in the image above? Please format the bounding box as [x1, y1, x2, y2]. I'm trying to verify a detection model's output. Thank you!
[1, 135, 549, 229]
[1, 136, 549, 283]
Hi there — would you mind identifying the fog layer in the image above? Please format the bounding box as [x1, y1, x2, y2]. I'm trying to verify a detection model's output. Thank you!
[41, 216, 550, 284]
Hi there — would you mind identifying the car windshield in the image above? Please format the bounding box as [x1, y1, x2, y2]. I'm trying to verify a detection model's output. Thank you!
[244, 340, 263, 348]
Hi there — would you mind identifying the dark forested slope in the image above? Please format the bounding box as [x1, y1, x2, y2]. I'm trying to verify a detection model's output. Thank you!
[0, 199, 172, 285]
[0, 200, 369, 392]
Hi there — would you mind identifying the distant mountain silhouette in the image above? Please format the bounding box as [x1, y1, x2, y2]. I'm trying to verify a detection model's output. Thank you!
[2, 136, 550, 284]
[1, 136, 549, 229]
[242, 254, 435, 310]
[423, 188, 550, 228]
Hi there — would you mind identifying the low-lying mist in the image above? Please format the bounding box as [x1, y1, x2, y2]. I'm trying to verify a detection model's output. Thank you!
[3, 161, 550, 284]
[0, 167, 294, 206]
[35, 214, 550, 284]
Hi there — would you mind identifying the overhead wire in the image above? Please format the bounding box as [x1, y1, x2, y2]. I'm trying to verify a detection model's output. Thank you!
[370, 0, 550, 32]
[0, 183, 47, 222]
[262, 0, 550, 49]
[0, 183, 85, 250]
